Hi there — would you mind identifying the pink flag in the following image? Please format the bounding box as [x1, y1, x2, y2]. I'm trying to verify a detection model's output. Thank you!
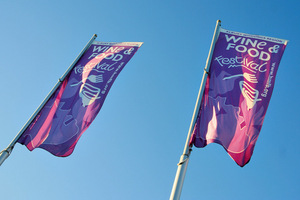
[17, 41, 142, 157]
[189, 28, 287, 167]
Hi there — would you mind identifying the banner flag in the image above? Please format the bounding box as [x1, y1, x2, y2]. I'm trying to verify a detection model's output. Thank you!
[189, 28, 287, 166]
[17, 41, 142, 157]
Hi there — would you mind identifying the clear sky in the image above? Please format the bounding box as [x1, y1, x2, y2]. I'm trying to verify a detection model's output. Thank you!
[0, 0, 299, 199]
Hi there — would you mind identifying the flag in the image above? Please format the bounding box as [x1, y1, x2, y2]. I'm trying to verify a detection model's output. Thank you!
[17, 41, 142, 157]
[189, 28, 287, 167]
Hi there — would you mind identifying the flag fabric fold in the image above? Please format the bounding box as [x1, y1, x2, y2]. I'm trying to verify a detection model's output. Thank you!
[17, 41, 142, 157]
[189, 28, 287, 167]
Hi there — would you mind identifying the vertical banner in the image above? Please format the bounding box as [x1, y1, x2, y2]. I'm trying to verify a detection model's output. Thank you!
[17, 41, 142, 157]
[190, 28, 287, 166]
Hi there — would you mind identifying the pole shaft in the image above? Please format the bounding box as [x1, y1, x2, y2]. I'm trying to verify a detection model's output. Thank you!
[0, 34, 97, 166]
[169, 20, 221, 200]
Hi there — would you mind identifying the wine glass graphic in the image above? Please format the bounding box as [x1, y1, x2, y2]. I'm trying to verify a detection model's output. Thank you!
[70, 74, 103, 107]
[79, 82, 101, 107]
[239, 81, 262, 110]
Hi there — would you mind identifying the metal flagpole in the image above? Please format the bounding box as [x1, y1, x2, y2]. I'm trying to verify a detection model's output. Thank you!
[169, 20, 221, 200]
[0, 34, 98, 166]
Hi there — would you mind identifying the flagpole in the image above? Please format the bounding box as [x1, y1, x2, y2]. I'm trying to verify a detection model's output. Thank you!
[169, 20, 221, 200]
[0, 34, 98, 166]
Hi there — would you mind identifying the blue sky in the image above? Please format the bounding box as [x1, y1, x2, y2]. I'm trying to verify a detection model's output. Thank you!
[0, 0, 299, 199]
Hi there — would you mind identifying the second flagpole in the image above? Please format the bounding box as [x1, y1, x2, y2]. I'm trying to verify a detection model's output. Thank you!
[169, 20, 222, 200]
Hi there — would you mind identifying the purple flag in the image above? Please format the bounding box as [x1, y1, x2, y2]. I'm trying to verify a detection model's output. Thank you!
[189, 28, 287, 166]
[17, 41, 142, 157]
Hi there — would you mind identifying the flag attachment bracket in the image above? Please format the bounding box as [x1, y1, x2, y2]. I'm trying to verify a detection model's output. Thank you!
[204, 69, 210, 75]
[177, 148, 192, 166]
[0, 147, 12, 156]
